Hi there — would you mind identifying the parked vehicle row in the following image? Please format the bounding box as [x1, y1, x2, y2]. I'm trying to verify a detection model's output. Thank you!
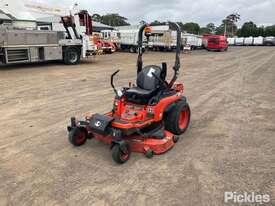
[101, 26, 204, 53]
[227, 36, 275, 46]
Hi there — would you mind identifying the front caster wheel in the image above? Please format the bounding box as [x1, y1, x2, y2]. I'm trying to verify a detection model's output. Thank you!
[144, 149, 154, 158]
[68, 127, 87, 147]
[173, 135, 180, 143]
[112, 142, 131, 164]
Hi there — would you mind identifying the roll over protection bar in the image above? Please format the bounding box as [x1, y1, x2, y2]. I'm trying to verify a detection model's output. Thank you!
[137, 22, 182, 88]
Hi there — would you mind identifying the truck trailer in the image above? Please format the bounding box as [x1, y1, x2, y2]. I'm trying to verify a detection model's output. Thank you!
[113, 26, 142, 53]
[181, 33, 202, 50]
[148, 25, 178, 51]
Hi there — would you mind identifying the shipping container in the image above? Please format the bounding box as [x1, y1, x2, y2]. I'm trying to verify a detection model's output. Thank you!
[235, 37, 245, 46]
[227, 37, 235, 45]
[253, 36, 264, 46]
[244, 37, 254, 46]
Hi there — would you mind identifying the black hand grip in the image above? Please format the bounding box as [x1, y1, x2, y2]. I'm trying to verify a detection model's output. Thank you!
[112, 69, 120, 76]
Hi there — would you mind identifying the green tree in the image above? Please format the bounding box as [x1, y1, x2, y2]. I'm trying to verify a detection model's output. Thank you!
[152, 20, 161, 24]
[100, 13, 130, 26]
[199, 27, 211, 35]
[182, 22, 200, 34]
[139, 20, 147, 25]
[216, 18, 237, 36]
[236, 29, 242, 37]
[226, 13, 240, 36]
[199, 23, 216, 35]
[215, 24, 225, 35]
[239, 21, 258, 37]
[177, 22, 185, 31]
[257, 26, 265, 37]
[264, 25, 275, 36]
[206, 23, 216, 33]
[91, 14, 102, 22]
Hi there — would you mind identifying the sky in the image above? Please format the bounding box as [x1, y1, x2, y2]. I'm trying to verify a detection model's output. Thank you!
[7, 0, 275, 26]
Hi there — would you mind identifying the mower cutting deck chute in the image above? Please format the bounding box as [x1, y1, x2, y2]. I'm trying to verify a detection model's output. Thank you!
[67, 22, 191, 164]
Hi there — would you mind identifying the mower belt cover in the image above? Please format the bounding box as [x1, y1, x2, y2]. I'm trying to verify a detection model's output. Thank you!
[90, 114, 114, 135]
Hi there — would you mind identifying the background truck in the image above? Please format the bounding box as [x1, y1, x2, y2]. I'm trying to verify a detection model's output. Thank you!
[113, 25, 143, 53]
[203, 35, 228, 51]
[148, 27, 202, 51]
[148, 25, 177, 51]
[181, 33, 202, 50]
[0, 2, 96, 65]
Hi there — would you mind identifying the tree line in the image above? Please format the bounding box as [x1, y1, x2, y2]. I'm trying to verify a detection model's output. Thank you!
[92, 13, 275, 37]
[92, 13, 130, 27]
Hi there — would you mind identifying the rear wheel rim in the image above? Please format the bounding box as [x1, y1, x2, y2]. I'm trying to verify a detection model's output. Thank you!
[69, 52, 78, 63]
[120, 151, 129, 161]
[179, 107, 189, 129]
[75, 132, 85, 144]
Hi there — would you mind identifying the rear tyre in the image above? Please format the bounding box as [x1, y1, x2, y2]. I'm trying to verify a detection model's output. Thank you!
[112, 142, 131, 164]
[69, 127, 87, 146]
[129, 46, 137, 53]
[63, 47, 80, 65]
[164, 100, 191, 135]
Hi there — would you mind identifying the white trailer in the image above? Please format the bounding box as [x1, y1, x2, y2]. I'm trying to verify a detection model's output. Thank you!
[227, 37, 235, 45]
[235, 37, 245, 46]
[114, 26, 144, 53]
[103, 25, 204, 52]
[253, 36, 264, 46]
[244, 37, 254, 46]
[148, 25, 178, 51]
[181, 33, 202, 50]
[149, 29, 202, 51]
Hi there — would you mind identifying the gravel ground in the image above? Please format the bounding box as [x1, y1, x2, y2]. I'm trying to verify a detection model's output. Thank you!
[0, 47, 274, 206]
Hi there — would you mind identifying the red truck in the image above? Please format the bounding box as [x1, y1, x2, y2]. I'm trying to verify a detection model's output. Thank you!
[203, 35, 228, 52]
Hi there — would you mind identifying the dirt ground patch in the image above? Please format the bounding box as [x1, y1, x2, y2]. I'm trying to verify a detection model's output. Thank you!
[0, 47, 274, 206]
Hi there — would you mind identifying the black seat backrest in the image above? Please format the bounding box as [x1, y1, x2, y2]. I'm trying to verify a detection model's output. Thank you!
[137, 65, 162, 90]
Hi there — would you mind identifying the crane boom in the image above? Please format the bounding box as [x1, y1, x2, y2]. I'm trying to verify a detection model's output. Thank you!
[0, 0, 36, 20]
[23, 1, 73, 17]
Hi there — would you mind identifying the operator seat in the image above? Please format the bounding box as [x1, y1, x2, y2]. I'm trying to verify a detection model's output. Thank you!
[125, 63, 167, 104]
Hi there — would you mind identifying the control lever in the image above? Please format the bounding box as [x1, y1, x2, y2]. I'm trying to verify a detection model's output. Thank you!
[111, 70, 120, 96]
[152, 72, 168, 89]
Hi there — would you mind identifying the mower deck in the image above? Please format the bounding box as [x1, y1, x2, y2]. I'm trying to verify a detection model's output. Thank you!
[92, 130, 175, 155]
